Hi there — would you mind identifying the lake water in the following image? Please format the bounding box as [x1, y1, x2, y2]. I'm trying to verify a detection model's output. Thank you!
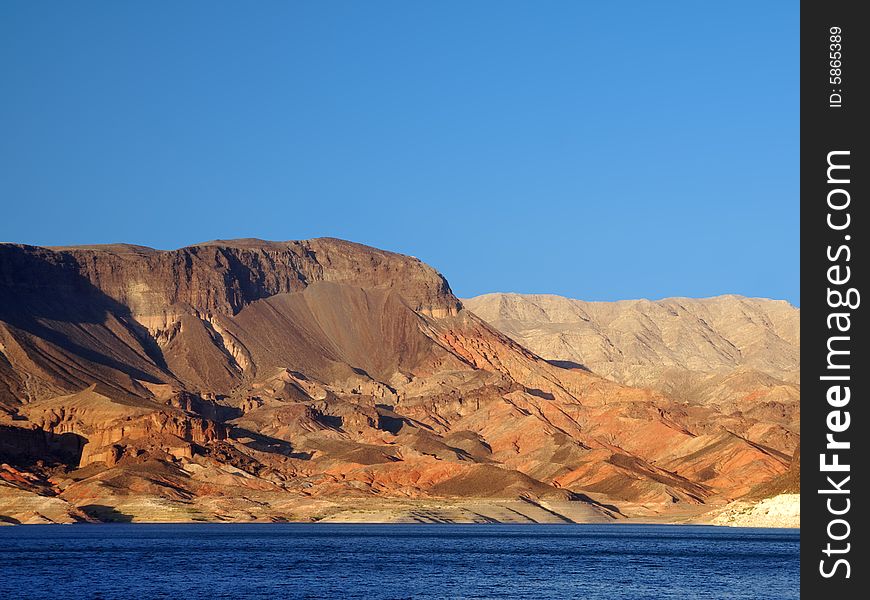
[0, 524, 798, 599]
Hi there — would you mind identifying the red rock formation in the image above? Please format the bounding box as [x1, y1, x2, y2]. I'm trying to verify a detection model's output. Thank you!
[0, 239, 794, 523]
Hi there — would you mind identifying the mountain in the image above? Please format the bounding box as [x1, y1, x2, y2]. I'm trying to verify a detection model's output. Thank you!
[465, 293, 800, 453]
[463, 293, 799, 383]
[1, 240, 794, 524]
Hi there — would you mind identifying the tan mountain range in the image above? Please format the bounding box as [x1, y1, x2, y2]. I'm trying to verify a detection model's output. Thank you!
[464, 293, 800, 452]
[0, 240, 798, 525]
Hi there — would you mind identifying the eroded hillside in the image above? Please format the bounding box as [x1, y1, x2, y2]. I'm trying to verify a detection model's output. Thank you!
[0, 241, 795, 524]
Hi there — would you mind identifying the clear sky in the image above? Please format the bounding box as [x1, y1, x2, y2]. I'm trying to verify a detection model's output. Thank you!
[0, 1, 799, 304]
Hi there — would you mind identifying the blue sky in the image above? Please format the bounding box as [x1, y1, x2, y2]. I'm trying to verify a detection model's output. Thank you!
[0, 2, 799, 304]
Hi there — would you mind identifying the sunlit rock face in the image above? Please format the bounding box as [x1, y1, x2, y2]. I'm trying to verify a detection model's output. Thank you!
[0, 240, 796, 524]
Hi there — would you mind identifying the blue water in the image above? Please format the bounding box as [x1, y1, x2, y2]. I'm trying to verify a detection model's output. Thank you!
[0, 524, 798, 599]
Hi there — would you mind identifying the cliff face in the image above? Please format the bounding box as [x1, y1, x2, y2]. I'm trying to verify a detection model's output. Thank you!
[0, 240, 796, 524]
[0, 239, 461, 400]
[2, 238, 460, 318]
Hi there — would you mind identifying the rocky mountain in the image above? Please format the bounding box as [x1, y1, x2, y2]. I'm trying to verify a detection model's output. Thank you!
[465, 293, 800, 453]
[463, 293, 799, 383]
[1, 240, 795, 524]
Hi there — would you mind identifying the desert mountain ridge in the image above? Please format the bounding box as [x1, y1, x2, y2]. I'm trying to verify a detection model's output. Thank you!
[464, 292, 799, 387]
[464, 292, 800, 465]
[1, 239, 798, 525]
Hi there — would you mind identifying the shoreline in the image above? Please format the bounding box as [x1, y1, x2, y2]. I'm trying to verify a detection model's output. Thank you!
[1, 489, 800, 528]
[0, 519, 801, 530]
